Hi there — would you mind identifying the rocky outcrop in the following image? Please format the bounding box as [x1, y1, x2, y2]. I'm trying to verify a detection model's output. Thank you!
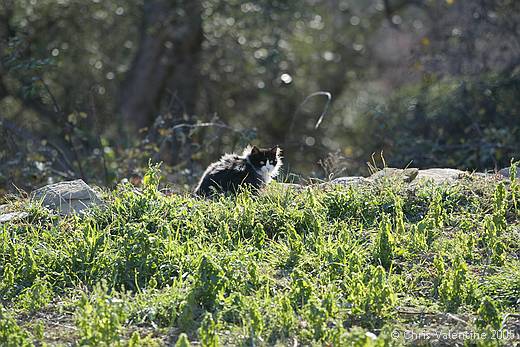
[321, 176, 371, 188]
[327, 168, 470, 187]
[0, 211, 29, 223]
[499, 166, 520, 179]
[369, 168, 419, 183]
[330, 176, 371, 186]
[31, 179, 104, 215]
[279, 183, 305, 191]
[285, 166, 516, 191]
[368, 168, 468, 184]
[414, 168, 467, 183]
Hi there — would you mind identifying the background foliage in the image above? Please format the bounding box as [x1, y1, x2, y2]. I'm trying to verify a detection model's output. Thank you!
[0, 0, 519, 193]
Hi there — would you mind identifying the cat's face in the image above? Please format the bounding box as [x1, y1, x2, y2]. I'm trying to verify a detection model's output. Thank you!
[248, 146, 280, 174]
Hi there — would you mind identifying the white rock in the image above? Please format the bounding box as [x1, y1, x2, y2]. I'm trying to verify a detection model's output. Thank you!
[499, 166, 520, 179]
[0, 204, 8, 213]
[31, 179, 103, 215]
[369, 168, 419, 183]
[0, 211, 29, 223]
[328, 176, 371, 186]
[415, 168, 466, 183]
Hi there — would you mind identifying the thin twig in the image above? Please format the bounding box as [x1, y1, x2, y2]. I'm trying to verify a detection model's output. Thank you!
[445, 313, 469, 326]
[171, 121, 243, 133]
[288, 91, 332, 134]
[0, 116, 75, 174]
[89, 88, 109, 186]
[37, 77, 62, 114]
[38, 76, 84, 178]
[46, 320, 78, 331]
[165, 89, 187, 116]
[311, 91, 332, 129]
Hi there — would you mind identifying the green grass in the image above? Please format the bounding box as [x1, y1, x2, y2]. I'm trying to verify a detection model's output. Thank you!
[1, 166, 519, 346]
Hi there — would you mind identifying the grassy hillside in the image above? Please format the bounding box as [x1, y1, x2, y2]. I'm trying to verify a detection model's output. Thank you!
[1, 167, 519, 346]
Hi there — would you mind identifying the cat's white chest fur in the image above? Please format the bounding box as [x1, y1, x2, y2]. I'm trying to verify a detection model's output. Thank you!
[260, 160, 276, 183]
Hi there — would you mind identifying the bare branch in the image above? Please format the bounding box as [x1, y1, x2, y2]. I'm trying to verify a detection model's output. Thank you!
[170, 121, 243, 133]
[0, 116, 76, 175]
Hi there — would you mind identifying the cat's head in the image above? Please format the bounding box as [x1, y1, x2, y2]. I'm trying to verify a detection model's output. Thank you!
[244, 145, 283, 177]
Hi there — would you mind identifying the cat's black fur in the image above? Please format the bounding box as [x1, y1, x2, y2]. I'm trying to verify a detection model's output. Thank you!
[194, 145, 282, 197]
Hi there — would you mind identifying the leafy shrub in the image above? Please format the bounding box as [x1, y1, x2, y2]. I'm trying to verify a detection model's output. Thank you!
[436, 256, 477, 312]
[476, 296, 502, 331]
[373, 215, 395, 270]
[198, 313, 219, 347]
[175, 333, 191, 347]
[75, 282, 128, 346]
[0, 167, 519, 344]
[0, 306, 33, 347]
[14, 277, 52, 312]
[350, 74, 520, 171]
[349, 266, 397, 317]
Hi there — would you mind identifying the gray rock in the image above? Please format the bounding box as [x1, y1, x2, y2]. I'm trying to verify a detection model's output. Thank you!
[473, 172, 494, 178]
[278, 183, 305, 191]
[499, 166, 520, 179]
[0, 204, 8, 213]
[369, 168, 419, 183]
[327, 176, 371, 186]
[369, 167, 467, 184]
[31, 179, 103, 215]
[0, 211, 29, 223]
[415, 168, 467, 184]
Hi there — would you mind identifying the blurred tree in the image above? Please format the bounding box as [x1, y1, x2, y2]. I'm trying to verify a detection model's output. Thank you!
[119, 0, 203, 133]
[416, 0, 520, 77]
[331, 0, 520, 174]
[349, 73, 520, 171]
[0, 0, 14, 99]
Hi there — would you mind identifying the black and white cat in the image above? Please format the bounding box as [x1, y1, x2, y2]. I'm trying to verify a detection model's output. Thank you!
[194, 145, 282, 197]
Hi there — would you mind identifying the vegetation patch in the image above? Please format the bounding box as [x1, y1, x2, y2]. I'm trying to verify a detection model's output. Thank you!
[1, 167, 519, 346]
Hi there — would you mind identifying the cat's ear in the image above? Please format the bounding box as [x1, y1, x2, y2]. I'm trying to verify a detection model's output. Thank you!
[270, 145, 280, 155]
[251, 145, 260, 155]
